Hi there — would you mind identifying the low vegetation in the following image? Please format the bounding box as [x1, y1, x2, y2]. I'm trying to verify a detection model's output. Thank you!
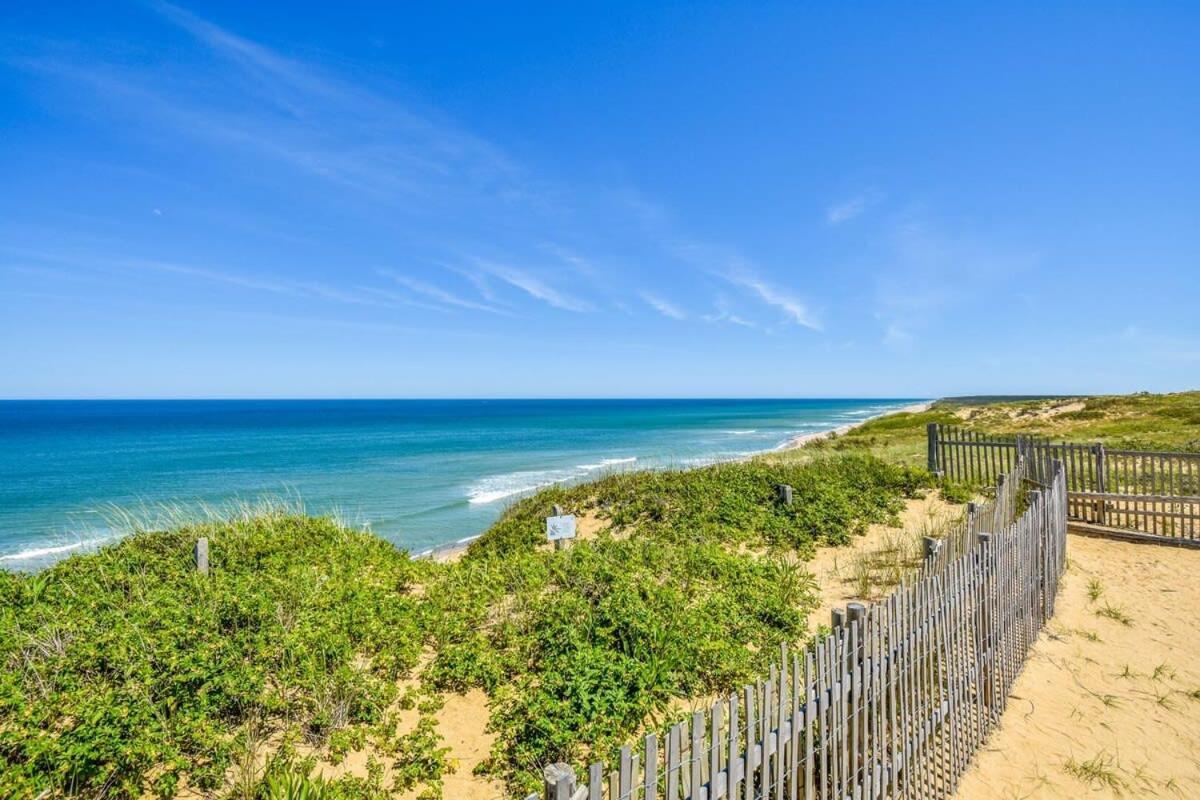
[4, 390, 1197, 798]
[0, 454, 931, 799]
[795, 390, 1200, 466]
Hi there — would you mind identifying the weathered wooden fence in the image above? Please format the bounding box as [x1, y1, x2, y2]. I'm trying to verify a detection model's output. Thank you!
[928, 423, 1200, 543]
[919, 458, 1026, 577]
[536, 460, 1067, 800]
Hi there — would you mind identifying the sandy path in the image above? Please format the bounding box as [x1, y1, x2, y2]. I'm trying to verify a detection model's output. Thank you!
[954, 534, 1200, 799]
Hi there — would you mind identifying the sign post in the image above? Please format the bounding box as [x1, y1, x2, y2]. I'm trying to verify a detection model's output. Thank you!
[546, 507, 576, 551]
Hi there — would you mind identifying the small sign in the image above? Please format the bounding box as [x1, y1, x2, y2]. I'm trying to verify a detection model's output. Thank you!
[546, 514, 577, 542]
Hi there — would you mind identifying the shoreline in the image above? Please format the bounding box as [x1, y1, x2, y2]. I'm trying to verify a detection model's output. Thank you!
[1, 400, 934, 569]
[774, 400, 934, 451]
[423, 399, 936, 562]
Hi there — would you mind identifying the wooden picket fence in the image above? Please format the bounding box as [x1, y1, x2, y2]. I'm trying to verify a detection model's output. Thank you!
[536, 460, 1067, 800]
[928, 423, 1200, 543]
[919, 458, 1027, 578]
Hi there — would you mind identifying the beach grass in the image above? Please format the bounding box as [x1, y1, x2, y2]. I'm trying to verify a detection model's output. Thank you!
[3, 390, 1198, 798]
[767, 390, 1200, 475]
[0, 453, 931, 799]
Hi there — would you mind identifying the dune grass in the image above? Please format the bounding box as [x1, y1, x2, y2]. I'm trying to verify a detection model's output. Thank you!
[772, 391, 1200, 474]
[4, 390, 1197, 798]
[0, 508, 432, 799]
[0, 453, 931, 799]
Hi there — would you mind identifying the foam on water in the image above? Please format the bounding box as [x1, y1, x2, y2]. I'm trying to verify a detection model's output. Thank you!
[468, 457, 639, 505]
[0, 535, 111, 567]
[575, 456, 637, 471]
[0, 398, 928, 568]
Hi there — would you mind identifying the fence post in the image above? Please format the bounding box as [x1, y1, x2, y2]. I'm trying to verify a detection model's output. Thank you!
[923, 536, 941, 560]
[1093, 444, 1107, 525]
[977, 532, 994, 709]
[551, 505, 566, 552]
[927, 423, 941, 476]
[966, 501, 978, 538]
[776, 484, 793, 506]
[194, 537, 209, 576]
[543, 763, 576, 800]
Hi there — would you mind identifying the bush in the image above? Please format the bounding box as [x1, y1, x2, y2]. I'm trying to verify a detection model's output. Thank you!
[1, 453, 931, 797]
[0, 515, 427, 799]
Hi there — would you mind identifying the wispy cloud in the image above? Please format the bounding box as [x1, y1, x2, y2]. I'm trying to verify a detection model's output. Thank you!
[703, 309, 766, 332]
[128, 259, 448, 313]
[17, 0, 523, 208]
[699, 294, 769, 332]
[378, 269, 508, 314]
[472, 261, 594, 312]
[640, 292, 686, 320]
[540, 242, 598, 278]
[722, 271, 821, 330]
[6, 3, 830, 344]
[826, 189, 884, 225]
[661, 238, 822, 332]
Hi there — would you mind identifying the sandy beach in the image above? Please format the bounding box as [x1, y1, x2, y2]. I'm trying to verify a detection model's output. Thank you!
[954, 533, 1200, 798]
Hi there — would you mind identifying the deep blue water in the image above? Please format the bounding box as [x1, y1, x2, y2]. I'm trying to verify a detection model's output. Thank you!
[0, 399, 922, 569]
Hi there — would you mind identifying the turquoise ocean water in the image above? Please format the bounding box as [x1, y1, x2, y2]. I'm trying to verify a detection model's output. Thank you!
[0, 399, 923, 569]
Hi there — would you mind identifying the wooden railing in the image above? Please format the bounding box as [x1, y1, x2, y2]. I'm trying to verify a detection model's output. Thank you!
[535, 461, 1068, 800]
[928, 423, 1200, 544]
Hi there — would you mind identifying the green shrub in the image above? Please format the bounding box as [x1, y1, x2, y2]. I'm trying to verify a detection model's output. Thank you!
[1, 452, 931, 797]
[0, 515, 427, 799]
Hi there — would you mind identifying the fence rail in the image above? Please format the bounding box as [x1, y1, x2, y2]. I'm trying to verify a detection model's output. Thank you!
[536, 460, 1067, 800]
[928, 423, 1200, 543]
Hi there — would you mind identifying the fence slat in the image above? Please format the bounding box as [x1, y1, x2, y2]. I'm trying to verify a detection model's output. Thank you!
[578, 455, 1070, 800]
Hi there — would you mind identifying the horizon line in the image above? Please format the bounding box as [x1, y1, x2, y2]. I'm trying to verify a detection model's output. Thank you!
[0, 395, 940, 402]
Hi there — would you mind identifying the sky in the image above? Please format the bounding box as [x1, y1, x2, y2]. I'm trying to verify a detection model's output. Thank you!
[1, 1, 1198, 399]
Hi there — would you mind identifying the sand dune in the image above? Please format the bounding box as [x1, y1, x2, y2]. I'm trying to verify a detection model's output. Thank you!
[955, 534, 1200, 799]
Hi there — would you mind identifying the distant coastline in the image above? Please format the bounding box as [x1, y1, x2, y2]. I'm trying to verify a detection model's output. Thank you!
[775, 400, 935, 451]
[0, 398, 929, 569]
[422, 399, 936, 562]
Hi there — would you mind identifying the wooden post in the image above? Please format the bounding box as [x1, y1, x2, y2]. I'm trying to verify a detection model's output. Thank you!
[922, 536, 940, 560]
[194, 537, 209, 576]
[543, 763, 576, 800]
[776, 483, 794, 506]
[589, 762, 602, 798]
[977, 532, 994, 709]
[551, 505, 566, 551]
[831, 607, 846, 629]
[1094, 444, 1107, 524]
[966, 501, 978, 538]
[927, 423, 940, 476]
[847, 602, 866, 668]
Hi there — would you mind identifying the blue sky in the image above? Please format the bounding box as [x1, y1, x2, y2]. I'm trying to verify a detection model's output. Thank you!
[1, 1, 1197, 398]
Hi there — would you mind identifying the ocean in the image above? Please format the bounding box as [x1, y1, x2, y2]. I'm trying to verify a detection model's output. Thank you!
[0, 398, 923, 569]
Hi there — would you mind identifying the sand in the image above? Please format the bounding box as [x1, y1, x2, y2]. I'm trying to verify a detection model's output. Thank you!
[954, 533, 1200, 799]
[308, 673, 505, 800]
[805, 491, 960, 632]
[421, 507, 1200, 800]
[778, 401, 934, 451]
